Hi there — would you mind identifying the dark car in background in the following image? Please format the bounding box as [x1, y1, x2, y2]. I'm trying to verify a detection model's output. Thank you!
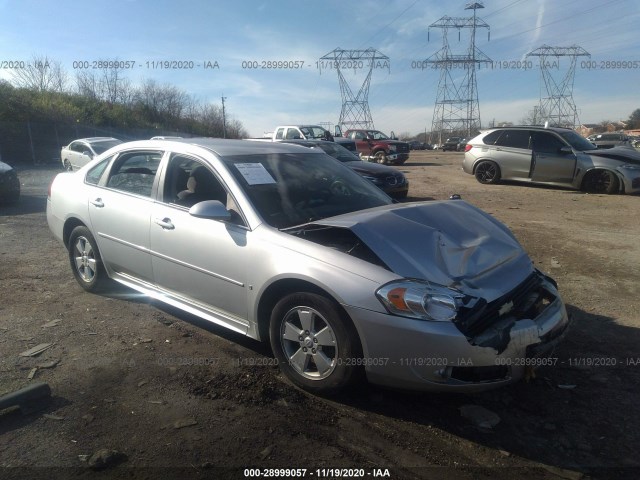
[442, 137, 462, 151]
[284, 140, 409, 199]
[588, 132, 631, 149]
[409, 141, 426, 150]
[0, 159, 20, 204]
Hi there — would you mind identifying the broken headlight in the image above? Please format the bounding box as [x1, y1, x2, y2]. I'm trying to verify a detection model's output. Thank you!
[376, 280, 467, 322]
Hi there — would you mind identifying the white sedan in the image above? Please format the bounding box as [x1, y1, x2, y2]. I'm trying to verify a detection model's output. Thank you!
[60, 137, 122, 171]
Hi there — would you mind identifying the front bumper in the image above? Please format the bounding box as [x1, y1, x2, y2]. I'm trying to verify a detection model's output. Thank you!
[345, 278, 570, 392]
[617, 168, 640, 194]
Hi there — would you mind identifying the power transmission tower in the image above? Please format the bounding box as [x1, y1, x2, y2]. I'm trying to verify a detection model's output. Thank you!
[426, 2, 491, 144]
[319, 48, 390, 131]
[525, 45, 590, 128]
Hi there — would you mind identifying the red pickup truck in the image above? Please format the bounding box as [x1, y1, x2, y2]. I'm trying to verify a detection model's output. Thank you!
[341, 129, 410, 165]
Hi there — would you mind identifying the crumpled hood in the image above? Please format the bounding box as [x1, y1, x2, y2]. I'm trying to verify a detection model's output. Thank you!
[313, 200, 533, 300]
[587, 146, 640, 164]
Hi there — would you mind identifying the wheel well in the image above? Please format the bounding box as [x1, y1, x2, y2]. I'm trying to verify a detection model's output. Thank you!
[580, 168, 623, 193]
[256, 279, 349, 342]
[473, 158, 494, 173]
[62, 218, 87, 247]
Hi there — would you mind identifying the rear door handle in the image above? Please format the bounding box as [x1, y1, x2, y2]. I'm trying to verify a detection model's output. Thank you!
[90, 198, 104, 208]
[154, 218, 175, 230]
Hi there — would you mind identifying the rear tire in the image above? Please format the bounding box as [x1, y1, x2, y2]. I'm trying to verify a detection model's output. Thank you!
[474, 160, 501, 184]
[63, 159, 73, 171]
[269, 292, 363, 395]
[582, 170, 619, 194]
[68, 226, 110, 292]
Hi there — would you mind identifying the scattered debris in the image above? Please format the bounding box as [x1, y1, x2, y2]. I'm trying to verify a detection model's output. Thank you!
[87, 449, 127, 471]
[460, 405, 501, 429]
[38, 359, 60, 369]
[43, 413, 64, 421]
[0, 382, 52, 415]
[147, 400, 166, 405]
[551, 257, 561, 268]
[27, 368, 38, 380]
[259, 445, 275, 460]
[82, 414, 95, 424]
[137, 380, 148, 388]
[78, 455, 89, 462]
[558, 384, 577, 390]
[19, 343, 54, 357]
[41, 319, 62, 328]
[173, 418, 198, 429]
[140, 338, 153, 343]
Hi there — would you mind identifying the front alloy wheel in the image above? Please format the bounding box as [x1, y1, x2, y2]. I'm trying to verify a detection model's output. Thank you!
[270, 293, 362, 394]
[582, 169, 619, 194]
[374, 151, 389, 164]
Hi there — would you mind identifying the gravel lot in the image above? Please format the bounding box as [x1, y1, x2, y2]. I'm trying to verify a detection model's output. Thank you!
[1, 150, 639, 480]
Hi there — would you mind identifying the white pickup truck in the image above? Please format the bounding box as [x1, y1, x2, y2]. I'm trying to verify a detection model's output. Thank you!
[271, 125, 357, 152]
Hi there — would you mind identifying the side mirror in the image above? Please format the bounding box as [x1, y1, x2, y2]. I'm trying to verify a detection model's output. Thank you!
[82, 151, 94, 159]
[390, 131, 397, 140]
[334, 125, 343, 137]
[559, 146, 573, 155]
[189, 200, 231, 221]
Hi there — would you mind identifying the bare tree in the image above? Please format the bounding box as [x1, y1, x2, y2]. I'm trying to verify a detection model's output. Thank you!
[11, 54, 68, 92]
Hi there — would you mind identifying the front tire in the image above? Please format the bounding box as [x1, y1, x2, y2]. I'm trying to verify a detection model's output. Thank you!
[269, 292, 362, 394]
[68, 226, 110, 292]
[582, 169, 619, 194]
[474, 160, 501, 184]
[374, 151, 389, 164]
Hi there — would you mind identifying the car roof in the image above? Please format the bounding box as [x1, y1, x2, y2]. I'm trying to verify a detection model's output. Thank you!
[77, 137, 121, 142]
[116, 138, 328, 157]
[484, 125, 575, 133]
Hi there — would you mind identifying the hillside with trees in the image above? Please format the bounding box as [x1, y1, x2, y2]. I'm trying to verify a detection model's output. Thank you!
[0, 55, 247, 164]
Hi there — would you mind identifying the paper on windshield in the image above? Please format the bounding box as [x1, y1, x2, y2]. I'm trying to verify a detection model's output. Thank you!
[235, 163, 276, 185]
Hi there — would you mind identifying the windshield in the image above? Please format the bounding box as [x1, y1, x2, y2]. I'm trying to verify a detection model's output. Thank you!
[312, 142, 360, 163]
[367, 130, 389, 140]
[222, 153, 391, 228]
[559, 131, 597, 151]
[300, 126, 330, 139]
[92, 139, 123, 154]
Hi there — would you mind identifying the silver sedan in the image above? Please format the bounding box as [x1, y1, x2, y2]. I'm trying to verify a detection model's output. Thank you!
[47, 138, 569, 394]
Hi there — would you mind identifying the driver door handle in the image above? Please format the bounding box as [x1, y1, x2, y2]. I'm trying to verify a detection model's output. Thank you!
[154, 218, 175, 230]
[90, 198, 104, 208]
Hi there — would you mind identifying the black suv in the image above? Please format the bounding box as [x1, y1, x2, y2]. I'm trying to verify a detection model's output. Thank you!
[442, 137, 462, 151]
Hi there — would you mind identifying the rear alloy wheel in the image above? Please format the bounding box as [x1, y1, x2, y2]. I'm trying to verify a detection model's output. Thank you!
[374, 151, 389, 164]
[270, 292, 362, 394]
[582, 169, 619, 194]
[474, 160, 501, 184]
[68, 226, 110, 292]
[63, 159, 73, 171]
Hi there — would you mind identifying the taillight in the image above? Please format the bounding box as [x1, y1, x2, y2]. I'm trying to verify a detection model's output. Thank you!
[464, 144, 473, 152]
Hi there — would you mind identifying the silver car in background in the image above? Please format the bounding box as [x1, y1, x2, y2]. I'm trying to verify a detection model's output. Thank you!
[463, 126, 640, 194]
[47, 138, 569, 394]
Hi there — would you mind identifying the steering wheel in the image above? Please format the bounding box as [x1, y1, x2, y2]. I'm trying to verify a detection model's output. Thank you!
[330, 180, 351, 196]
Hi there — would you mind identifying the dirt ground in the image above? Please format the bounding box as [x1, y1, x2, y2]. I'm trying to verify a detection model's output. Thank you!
[1, 150, 639, 480]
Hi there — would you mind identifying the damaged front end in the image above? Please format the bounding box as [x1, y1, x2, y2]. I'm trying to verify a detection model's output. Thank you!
[287, 200, 571, 390]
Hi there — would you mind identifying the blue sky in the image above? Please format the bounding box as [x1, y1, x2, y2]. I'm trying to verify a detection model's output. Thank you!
[0, 0, 638, 137]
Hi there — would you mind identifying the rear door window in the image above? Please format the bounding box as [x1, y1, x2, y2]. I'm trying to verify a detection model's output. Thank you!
[106, 151, 162, 197]
[494, 130, 531, 149]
